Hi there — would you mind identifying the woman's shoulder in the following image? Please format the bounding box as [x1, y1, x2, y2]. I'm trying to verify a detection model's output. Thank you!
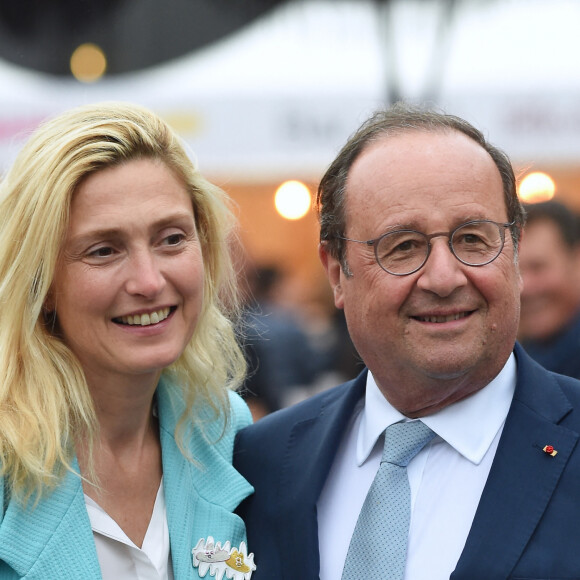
[227, 390, 253, 432]
[157, 377, 252, 454]
[197, 390, 252, 453]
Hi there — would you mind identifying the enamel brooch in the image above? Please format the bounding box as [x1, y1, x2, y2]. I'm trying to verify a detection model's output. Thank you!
[192, 536, 256, 579]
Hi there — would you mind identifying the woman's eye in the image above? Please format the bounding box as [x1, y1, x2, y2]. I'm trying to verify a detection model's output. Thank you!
[88, 246, 114, 258]
[164, 233, 185, 246]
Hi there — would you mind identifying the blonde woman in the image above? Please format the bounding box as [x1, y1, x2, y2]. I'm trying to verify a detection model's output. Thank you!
[0, 103, 255, 579]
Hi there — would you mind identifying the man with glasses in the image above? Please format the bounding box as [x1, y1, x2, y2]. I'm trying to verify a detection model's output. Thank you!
[234, 103, 580, 579]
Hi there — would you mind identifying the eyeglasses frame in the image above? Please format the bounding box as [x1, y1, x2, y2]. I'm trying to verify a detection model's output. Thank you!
[336, 219, 516, 276]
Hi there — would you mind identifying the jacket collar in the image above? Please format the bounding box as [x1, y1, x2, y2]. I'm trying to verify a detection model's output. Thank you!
[156, 377, 253, 578]
[156, 377, 253, 513]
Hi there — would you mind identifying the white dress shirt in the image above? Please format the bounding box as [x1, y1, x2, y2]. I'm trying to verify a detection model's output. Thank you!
[317, 354, 516, 580]
[85, 478, 174, 580]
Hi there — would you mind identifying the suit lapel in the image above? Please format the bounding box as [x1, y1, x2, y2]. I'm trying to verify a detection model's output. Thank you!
[452, 345, 579, 579]
[0, 464, 100, 579]
[276, 372, 367, 580]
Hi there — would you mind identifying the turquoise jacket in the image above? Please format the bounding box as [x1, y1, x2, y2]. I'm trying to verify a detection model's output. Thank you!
[0, 379, 254, 579]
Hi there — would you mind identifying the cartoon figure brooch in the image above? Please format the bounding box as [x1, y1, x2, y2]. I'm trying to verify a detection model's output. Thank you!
[192, 537, 256, 579]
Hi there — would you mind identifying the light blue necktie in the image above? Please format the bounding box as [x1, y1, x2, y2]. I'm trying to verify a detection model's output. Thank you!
[341, 420, 435, 580]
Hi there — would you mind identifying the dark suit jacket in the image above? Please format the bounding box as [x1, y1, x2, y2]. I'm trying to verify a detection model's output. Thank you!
[234, 343, 580, 579]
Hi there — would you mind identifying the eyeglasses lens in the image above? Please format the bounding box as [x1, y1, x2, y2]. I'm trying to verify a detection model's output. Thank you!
[376, 231, 427, 275]
[451, 221, 503, 266]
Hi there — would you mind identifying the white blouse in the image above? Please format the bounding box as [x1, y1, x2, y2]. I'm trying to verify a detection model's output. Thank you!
[85, 479, 174, 580]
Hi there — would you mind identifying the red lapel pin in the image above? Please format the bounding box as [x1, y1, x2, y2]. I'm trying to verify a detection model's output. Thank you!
[543, 445, 558, 457]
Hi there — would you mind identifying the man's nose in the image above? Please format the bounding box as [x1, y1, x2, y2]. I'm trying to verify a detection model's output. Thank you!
[415, 237, 468, 297]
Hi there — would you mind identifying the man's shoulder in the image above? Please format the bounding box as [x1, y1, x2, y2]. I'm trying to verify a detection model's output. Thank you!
[236, 372, 366, 448]
[514, 343, 580, 426]
[234, 372, 366, 504]
[244, 381, 352, 434]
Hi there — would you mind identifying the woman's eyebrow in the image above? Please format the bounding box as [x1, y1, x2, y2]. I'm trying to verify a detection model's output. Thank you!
[68, 211, 196, 244]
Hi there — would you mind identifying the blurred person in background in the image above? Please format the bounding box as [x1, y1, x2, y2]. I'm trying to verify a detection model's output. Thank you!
[241, 264, 361, 420]
[241, 265, 318, 418]
[519, 199, 580, 378]
[0, 103, 255, 579]
[294, 280, 362, 398]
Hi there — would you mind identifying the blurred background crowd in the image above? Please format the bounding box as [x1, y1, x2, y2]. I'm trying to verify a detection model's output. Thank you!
[0, 0, 579, 420]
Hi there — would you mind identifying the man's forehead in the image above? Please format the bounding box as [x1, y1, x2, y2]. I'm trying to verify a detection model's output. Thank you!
[345, 131, 499, 196]
[354, 127, 483, 162]
[342, 131, 507, 234]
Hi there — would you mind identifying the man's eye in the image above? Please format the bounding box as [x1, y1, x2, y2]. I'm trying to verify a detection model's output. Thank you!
[456, 233, 489, 248]
[462, 234, 483, 243]
[393, 240, 418, 253]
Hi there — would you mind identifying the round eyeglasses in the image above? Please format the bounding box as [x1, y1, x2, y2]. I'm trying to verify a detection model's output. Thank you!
[337, 219, 515, 276]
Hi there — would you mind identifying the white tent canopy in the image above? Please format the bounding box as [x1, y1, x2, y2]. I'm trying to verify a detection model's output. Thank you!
[0, 0, 578, 179]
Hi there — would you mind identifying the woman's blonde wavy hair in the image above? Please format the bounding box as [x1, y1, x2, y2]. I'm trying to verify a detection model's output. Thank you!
[0, 102, 246, 502]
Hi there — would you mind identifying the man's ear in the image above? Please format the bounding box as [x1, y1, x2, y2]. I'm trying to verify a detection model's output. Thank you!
[515, 229, 525, 293]
[319, 242, 345, 309]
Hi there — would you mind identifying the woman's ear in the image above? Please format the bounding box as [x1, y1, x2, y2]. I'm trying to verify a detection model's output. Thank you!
[43, 289, 55, 314]
[42, 289, 59, 329]
[42, 297, 59, 334]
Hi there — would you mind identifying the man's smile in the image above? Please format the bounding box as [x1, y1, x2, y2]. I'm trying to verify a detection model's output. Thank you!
[411, 311, 474, 324]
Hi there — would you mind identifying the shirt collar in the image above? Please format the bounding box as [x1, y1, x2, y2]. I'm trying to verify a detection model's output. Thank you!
[357, 353, 517, 466]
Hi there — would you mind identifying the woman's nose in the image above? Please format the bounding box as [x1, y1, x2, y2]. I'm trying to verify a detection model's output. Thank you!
[124, 250, 166, 297]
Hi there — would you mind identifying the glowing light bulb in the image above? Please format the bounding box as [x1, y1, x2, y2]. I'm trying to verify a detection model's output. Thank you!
[70, 43, 107, 83]
[518, 172, 556, 203]
[274, 180, 311, 220]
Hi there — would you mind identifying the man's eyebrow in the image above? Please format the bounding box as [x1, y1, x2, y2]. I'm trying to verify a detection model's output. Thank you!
[373, 222, 418, 235]
[381, 214, 494, 233]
